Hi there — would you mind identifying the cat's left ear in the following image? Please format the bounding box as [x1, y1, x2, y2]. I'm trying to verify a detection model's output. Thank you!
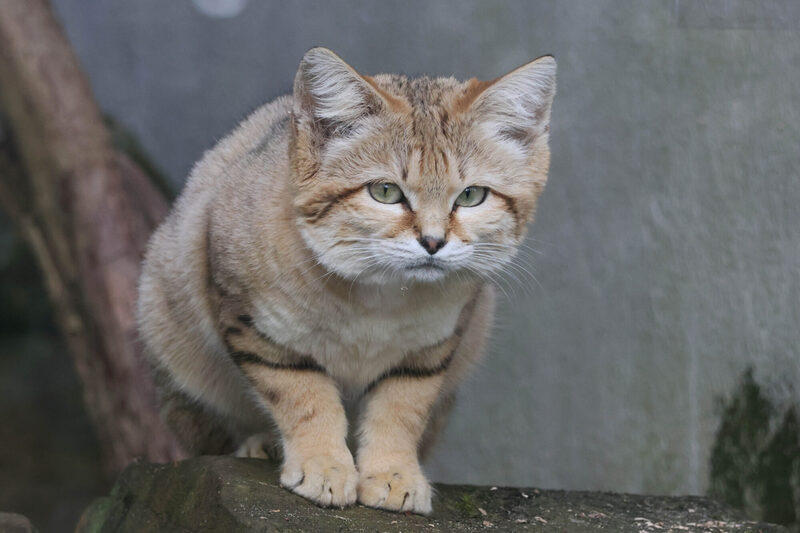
[464, 55, 556, 148]
[293, 47, 387, 137]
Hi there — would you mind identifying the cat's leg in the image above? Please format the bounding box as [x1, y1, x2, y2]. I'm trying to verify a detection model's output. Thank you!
[151, 347, 282, 459]
[356, 285, 495, 515]
[417, 391, 456, 462]
[225, 323, 357, 508]
[159, 388, 236, 456]
[237, 360, 357, 507]
[234, 432, 280, 460]
[151, 363, 237, 456]
[356, 373, 444, 514]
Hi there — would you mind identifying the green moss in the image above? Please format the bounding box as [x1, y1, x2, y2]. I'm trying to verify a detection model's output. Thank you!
[758, 408, 800, 526]
[709, 368, 799, 529]
[76, 498, 123, 533]
[453, 491, 481, 518]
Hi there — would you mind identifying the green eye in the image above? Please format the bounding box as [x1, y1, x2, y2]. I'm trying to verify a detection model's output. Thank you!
[455, 186, 488, 207]
[368, 182, 404, 204]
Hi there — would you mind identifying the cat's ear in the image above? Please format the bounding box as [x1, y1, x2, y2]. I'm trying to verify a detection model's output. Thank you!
[293, 48, 384, 136]
[465, 55, 556, 149]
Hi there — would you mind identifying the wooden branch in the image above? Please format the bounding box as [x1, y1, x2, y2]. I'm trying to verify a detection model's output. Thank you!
[0, 0, 183, 471]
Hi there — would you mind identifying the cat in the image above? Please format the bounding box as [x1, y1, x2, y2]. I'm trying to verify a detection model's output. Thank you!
[137, 47, 555, 514]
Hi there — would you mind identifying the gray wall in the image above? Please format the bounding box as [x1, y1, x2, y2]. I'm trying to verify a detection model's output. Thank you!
[50, 0, 800, 495]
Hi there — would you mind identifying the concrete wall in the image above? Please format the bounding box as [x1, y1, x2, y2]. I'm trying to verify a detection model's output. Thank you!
[49, 0, 800, 495]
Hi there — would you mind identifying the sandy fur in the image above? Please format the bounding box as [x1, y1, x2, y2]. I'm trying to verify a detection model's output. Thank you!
[137, 48, 555, 514]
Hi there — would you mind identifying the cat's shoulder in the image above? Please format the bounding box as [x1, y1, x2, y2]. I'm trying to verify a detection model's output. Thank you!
[187, 95, 293, 189]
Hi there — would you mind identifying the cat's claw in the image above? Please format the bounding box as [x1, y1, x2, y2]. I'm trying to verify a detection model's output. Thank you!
[280, 454, 358, 508]
[357, 468, 433, 515]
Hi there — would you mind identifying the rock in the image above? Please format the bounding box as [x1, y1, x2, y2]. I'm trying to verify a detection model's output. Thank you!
[0, 513, 36, 533]
[77, 457, 787, 532]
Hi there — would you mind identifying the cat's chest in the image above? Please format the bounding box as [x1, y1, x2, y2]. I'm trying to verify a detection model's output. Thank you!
[252, 290, 467, 388]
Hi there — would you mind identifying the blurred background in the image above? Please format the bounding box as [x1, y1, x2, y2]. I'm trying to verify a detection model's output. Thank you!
[1, 1, 798, 531]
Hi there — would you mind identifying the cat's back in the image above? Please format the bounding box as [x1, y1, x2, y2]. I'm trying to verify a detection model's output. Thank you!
[136, 95, 295, 423]
[144, 95, 292, 265]
[181, 94, 292, 202]
[139, 95, 293, 351]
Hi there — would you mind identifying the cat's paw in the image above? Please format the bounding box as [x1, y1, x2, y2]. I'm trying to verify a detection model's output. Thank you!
[357, 466, 433, 515]
[280, 453, 358, 508]
[233, 432, 273, 459]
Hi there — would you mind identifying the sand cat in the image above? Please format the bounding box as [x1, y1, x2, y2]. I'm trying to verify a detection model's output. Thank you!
[137, 47, 555, 514]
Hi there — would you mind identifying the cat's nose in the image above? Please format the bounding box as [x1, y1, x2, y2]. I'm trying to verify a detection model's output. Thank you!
[419, 236, 446, 255]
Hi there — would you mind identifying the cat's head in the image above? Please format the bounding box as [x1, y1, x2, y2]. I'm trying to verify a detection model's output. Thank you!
[289, 47, 555, 284]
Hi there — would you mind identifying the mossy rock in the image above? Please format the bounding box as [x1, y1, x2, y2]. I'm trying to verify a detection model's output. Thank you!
[77, 456, 787, 532]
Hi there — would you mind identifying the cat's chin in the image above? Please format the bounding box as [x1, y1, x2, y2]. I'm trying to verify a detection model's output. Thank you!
[400, 264, 449, 283]
[346, 264, 451, 285]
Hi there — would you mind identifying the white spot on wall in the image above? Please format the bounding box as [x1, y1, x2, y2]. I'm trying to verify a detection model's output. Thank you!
[192, 0, 249, 19]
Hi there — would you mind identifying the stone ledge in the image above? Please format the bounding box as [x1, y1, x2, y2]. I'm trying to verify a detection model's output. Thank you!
[76, 457, 787, 532]
[0, 513, 37, 533]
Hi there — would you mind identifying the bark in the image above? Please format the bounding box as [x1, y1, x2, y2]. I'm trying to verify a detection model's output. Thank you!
[0, 0, 183, 472]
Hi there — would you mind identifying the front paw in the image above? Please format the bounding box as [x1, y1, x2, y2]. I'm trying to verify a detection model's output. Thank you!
[357, 464, 432, 515]
[280, 453, 358, 508]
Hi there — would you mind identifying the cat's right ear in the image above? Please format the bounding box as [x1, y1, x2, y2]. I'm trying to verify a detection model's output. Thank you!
[460, 55, 556, 152]
[293, 48, 384, 138]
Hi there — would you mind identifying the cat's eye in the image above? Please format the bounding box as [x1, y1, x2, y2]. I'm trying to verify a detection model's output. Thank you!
[368, 182, 404, 204]
[454, 186, 488, 208]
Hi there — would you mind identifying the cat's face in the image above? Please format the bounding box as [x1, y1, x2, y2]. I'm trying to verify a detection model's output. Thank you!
[290, 48, 555, 284]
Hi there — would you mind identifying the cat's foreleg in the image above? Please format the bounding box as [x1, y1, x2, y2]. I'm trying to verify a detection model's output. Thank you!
[237, 359, 357, 507]
[355, 372, 444, 514]
[355, 285, 494, 515]
[417, 390, 456, 462]
[225, 325, 357, 508]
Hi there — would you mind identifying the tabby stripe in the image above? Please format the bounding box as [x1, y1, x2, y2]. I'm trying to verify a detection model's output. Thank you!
[489, 189, 521, 235]
[230, 350, 326, 373]
[248, 115, 290, 155]
[362, 286, 482, 394]
[304, 185, 364, 223]
[224, 324, 326, 373]
[243, 320, 283, 345]
[362, 348, 457, 395]
[490, 190, 519, 222]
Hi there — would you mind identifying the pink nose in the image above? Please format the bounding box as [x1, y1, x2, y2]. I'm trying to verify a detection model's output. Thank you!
[419, 236, 446, 255]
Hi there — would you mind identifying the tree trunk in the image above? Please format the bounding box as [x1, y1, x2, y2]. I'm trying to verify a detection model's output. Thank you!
[0, 0, 184, 472]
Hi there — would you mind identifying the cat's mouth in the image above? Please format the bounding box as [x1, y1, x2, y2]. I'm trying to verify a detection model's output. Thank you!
[402, 260, 448, 281]
[407, 264, 444, 271]
[406, 258, 445, 271]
